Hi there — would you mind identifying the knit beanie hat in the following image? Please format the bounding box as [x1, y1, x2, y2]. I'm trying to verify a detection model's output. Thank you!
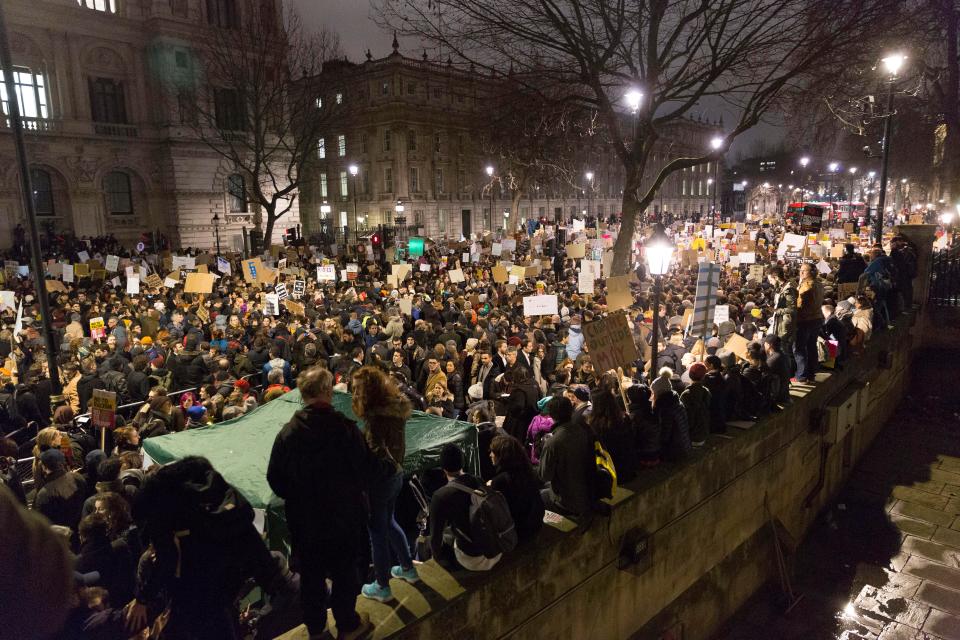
[650, 368, 674, 399]
[688, 362, 707, 382]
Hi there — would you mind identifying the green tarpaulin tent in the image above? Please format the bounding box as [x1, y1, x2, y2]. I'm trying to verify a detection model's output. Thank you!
[142, 389, 479, 549]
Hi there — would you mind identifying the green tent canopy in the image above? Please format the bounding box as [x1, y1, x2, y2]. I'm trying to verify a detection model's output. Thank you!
[142, 389, 479, 548]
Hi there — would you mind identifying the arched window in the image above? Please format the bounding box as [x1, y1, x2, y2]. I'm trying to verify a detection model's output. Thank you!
[30, 168, 54, 216]
[104, 171, 133, 215]
[227, 173, 247, 212]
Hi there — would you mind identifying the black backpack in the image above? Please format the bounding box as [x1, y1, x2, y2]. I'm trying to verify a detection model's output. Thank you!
[450, 482, 517, 557]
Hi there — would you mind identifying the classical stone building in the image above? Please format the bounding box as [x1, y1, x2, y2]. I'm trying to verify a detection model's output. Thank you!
[0, 0, 298, 251]
[300, 42, 721, 241]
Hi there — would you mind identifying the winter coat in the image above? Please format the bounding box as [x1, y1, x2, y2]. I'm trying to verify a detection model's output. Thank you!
[526, 414, 555, 465]
[538, 419, 595, 517]
[363, 394, 411, 477]
[34, 470, 87, 529]
[489, 468, 544, 541]
[655, 391, 692, 461]
[267, 403, 374, 545]
[503, 381, 539, 442]
[770, 282, 798, 340]
[797, 278, 825, 324]
[595, 415, 640, 483]
[566, 325, 585, 360]
[702, 370, 729, 433]
[680, 382, 711, 444]
[836, 253, 867, 284]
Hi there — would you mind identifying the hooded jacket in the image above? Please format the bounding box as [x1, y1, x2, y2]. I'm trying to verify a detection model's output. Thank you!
[267, 403, 374, 545]
[362, 394, 411, 476]
[566, 324, 585, 360]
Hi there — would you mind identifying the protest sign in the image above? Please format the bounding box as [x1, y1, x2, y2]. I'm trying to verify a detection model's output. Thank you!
[492, 264, 509, 284]
[492, 243, 503, 256]
[690, 262, 721, 337]
[274, 282, 289, 300]
[816, 260, 832, 275]
[89, 316, 106, 340]
[263, 293, 280, 316]
[747, 264, 765, 282]
[738, 252, 756, 264]
[578, 270, 595, 294]
[126, 276, 140, 295]
[523, 294, 558, 317]
[62, 264, 74, 283]
[448, 268, 465, 283]
[217, 256, 232, 276]
[799, 205, 824, 232]
[346, 264, 359, 281]
[73, 263, 90, 277]
[196, 305, 210, 324]
[392, 263, 412, 282]
[172, 256, 196, 270]
[565, 243, 586, 259]
[283, 299, 305, 317]
[146, 274, 163, 290]
[724, 334, 751, 361]
[45, 280, 67, 293]
[317, 265, 336, 281]
[90, 389, 117, 430]
[105, 255, 119, 272]
[293, 280, 306, 298]
[418, 263, 430, 272]
[0, 291, 15, 311]
[713, 304, 730, 325]
[830, 245, 845, 258]
[184, 272, 216, 294]
[582, 312, 639, 373]
[77, 251, 90, 263]
[606, 275, 634, 311]
[502, 239, 517, 252]
[242, 258, 262, 284]
[398, 297, 413, 316]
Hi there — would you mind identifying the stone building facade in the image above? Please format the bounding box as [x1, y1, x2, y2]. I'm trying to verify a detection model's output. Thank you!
[300, 45, 721, 241]
[0, 0, 297, 251]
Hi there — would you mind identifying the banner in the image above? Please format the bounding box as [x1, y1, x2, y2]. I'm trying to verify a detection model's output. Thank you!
[690, 262, 721, 337]
[582, 312, 639, 373]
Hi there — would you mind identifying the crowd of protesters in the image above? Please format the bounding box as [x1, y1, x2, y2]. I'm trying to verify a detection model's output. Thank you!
[0, 216, 920, 639]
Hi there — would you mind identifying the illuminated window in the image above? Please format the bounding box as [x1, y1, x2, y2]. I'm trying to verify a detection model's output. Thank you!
[0, 67, 49, 119]
[104, 171, 133, 215]
[77, 0, 116, 12]
[337, 134, 346, 157]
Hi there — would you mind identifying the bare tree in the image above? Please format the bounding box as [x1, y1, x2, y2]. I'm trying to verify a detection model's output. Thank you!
[168, 1, 343, 244]
[378, 0, 901, 274]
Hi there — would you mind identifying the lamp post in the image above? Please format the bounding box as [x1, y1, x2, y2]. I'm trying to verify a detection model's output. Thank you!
[876, 52, 907, 246]
[486, 165, 495, 231]
[645, 224, 674, 380]
[799, 156, 810, 196]
[585, 171, 595, 232]
[847, 166, 857, 223]
[211, 212, 222, 255]
[827, 162, 839, 210]
[710, 136, 724, 227]
[348, 164, 359, 238]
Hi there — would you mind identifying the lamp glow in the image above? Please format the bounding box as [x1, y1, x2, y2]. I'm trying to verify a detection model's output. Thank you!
[348, 164, 358, 176]
[625, 89, 643, 112]
[486, 165, 494, 177]
[710, 136, 724, 151]
[645, 225, 674, 276]
[882, 53, 907, 76]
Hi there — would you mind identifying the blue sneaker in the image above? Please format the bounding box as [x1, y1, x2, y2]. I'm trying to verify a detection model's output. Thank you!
[390, 565, 420, 584]
[360, 581, 392, 602]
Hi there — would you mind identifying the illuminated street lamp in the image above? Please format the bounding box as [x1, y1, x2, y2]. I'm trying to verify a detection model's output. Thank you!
[485, 165, 495, 230]
[709, 137, 724, 226]
[645, 223, 674, 381]
[625, 89, 643, 113]
[348, 164, 359, 235]
[876, 52, 908, 245]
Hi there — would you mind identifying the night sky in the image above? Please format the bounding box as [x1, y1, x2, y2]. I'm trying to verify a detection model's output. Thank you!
[290, 0, 782, 158]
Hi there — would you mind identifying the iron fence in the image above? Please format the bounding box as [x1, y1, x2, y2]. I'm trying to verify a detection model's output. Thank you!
[930, 249, 960, 307]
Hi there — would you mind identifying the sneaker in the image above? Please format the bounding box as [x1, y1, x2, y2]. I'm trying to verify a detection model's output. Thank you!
[360, 581, 392, 602]
[339, 613, 373, 640]
[390, 565, 421, 584]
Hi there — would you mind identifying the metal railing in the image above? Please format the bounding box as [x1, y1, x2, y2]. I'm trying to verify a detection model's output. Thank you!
[929, 249, 960, 307]
[93, 122, 139, 137]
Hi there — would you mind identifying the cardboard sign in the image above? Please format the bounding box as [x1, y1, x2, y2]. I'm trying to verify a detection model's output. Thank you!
[73, 263, 90, 277]
[126, 276, 140, 295]
[242, 258, 262, 284]
[565, 243, 586, 259]
[523, 294, 558, 317]
[830, 245, 845, 258]
[105, 255, 119, 272]
[196, 305, 210, 324]
[90, 389, 117, 430]
[392, 263, 412, 283]
[448, 268, 465, 283]
[284, 299, 305, 317]
[317, 265, 336, 281]
[185, 272, 216, 294]
[838, 282, 859, 300]
[146, 274, 163, 290]
[492, 264, 509, 284]
[723, 334, 751, 362]
[606, 275, 634, 311]
[398, 297, 413, 316]
[582, 312, 640, 373]
[45, 280, 68, 293]
[747, 264, 765, 282]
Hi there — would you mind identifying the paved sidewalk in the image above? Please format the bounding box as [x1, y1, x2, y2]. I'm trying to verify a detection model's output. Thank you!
[717, 350, 960, 640]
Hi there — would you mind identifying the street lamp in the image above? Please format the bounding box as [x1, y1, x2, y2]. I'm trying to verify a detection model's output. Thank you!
[585, 171, 595, 231]
[710, 136, 724, 227]
[486, 165, 495, 231]
[625, 89, 643, 113]
[847, 166, 857, 222]
[826, 162, 840, 209]
[348, 164, 359, 238]
[876, 52, 908, 246]
[211, 212, 222, 255]
[645, 224, 674, 380]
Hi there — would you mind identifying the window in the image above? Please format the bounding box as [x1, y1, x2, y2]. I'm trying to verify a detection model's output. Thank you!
[315, 96, 322, 109]
[214, 88, 245, 130]
[458, 169, 466, 192]
[407, 82, 416, 95]
[434, 168, 444, 193]
[206, 0, 239, 28]
[339, 171, 348, 198]
[30, 169, 54, 217]
[407, 131, 417, 152]
[360, 133, 368, 154]
[433, 87, 442, 99]
[104, 171, 133, 215]
[319, 172, 328, 198]
[381, 81, 390, 96]
[89, 78, 126, 124]
[361, 171, 369, 194]
[227, 173, 247, 212]
[438, 209, 446, 232]
[698, 180, 703, 196]
[682, 179, 687, 196]
[0, 68, 49, 119]
[175, 50, 189, 69]
[414, 210, 424, 226]
[384, 167, 393, 192]
[335, 92, 343, 105]
[434, 132, 441, 153]
[77, 0, 116, 12]
[409, 167, 420, 192]
[177, 90, 197, 124]
[382, 129, 391, 152]
[317, 137, 326, 159]
[337, 134, 346, 157]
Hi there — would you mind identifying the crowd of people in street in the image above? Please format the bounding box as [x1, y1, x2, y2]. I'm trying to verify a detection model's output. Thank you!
[0, 214, 920, 639]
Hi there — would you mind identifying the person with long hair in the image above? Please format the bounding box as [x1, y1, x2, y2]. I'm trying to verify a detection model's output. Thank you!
[589, 386, 640, 483]
[488, 435, 544, 541]
[351, 366, 420, 602]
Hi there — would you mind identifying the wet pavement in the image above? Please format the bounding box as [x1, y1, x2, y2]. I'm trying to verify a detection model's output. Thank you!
[714, 349, 960, 640]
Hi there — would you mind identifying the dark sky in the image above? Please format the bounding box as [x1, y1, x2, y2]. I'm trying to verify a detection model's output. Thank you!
[290, 0, 783, 157]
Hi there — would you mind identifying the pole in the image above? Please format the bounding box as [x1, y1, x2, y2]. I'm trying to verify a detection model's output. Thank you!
[0, 5, 60, 394]
[876, 79, 896, 247]
[352, 174, 358, 238]
[215, 223, 221, 256]
[711, 162, 718, 227]
[489, 188, 494, 232]
[650, 275, 662, 380]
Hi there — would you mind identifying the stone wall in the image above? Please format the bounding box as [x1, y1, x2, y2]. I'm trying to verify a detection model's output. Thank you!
[392, 319, 917, 640]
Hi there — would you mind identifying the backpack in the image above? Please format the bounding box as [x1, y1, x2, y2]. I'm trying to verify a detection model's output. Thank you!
[593, 440, 617, 500]
[0, 389, 24, 433]
[449, 482, 517, 557]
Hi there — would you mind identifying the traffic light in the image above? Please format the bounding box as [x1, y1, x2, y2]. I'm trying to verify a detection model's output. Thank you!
[371, 231, 382, 246]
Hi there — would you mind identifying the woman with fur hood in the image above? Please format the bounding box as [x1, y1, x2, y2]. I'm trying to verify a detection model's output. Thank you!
[351, 367, 420, 602]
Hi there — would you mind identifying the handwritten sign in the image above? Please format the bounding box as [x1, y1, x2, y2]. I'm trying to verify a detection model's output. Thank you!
[522, 294, 558, 317]
[583, 312, 639, 373]
[90, 389, 117, 430]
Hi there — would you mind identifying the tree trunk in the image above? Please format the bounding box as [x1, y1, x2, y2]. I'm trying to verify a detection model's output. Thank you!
[511, 191, 523, 231]
[611, 171, 644, 276]
[263, 208, 276, 248]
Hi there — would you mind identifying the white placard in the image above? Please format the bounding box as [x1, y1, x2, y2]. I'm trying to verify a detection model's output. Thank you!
[274, 282, 289, 300]
[419, 263, 430, 272]
[126, 276, 140, 295]
[508, 274, 519, 285]
[163, 277, 179, 288]
[0, 291, 15, 311]
[784, 233, 806, 248]
[462, 252, 470, 264]
[448, 268, 465, 283]
[581, 259, 600, 280]
[77, 251, 90, 263]
[737, 252, 756, 264]
[713, 304, 729, 325]
[578, 270, 595, 294]
[62, 264, 74, 283]
[172, 256, 195, 270]
[491, 243, 502, 256]
[105, 255, 119, 272]
[502, 239, 517, 252]
[217, 256, 232, 276]
[139, 265, 148, 279]
[523, 294, 559, 317]
[817, 259, 832, 275]
[263, 293, 279, 316]
[316, 265, 336, 281]
[572, 219, 585, 232]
